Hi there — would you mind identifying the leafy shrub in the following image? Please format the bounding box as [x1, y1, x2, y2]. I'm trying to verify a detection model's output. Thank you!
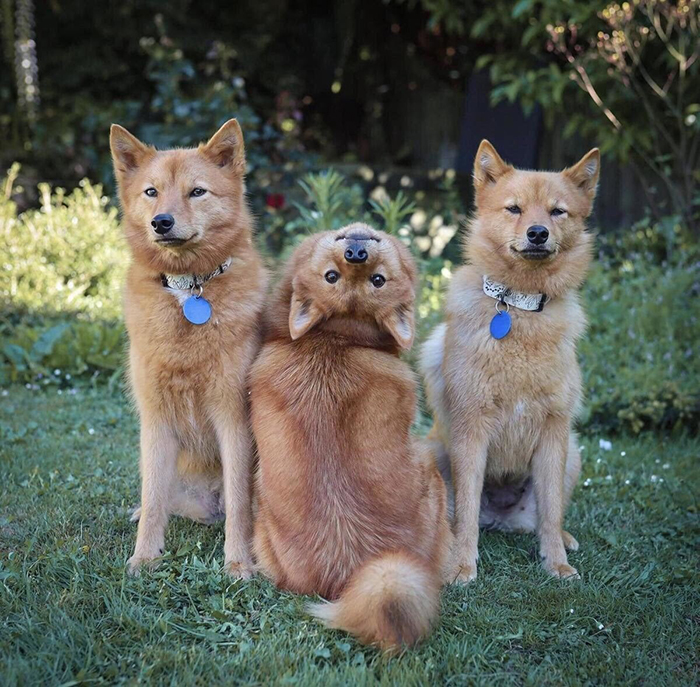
[579, 230, 699, 434]
[1, 164, 127, 319]
[1, 165, 127, 384]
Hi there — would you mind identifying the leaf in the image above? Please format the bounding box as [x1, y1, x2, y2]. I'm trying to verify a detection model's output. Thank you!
[3, 344, 29, 371]
[512, 0, 533, 19]
[475, 55, 493, 71]
[29, 323, 69, 362]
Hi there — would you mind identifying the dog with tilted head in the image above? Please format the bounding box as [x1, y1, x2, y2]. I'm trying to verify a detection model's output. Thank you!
[421, 141, 600, 583]
[250, 224, 452, 652]
[110, 119, 267, 577]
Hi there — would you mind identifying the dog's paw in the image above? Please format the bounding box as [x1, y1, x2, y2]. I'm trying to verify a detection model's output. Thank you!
[129, 506, 141, 523]
[225, 559, 255, 580]
[562, 530, 579, 551]
[127, 553, 161, 576]
[543, 560, 580, 580]
[450, 562, 478, 585]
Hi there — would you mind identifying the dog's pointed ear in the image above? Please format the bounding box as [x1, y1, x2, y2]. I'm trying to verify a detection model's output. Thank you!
[381, 305, 415, 350]
[202, 119, 245, 170]
[473, 140, 511, 191]
[110, 124, 152, 179]
[289, 294, 324, 340]
[564, 148, 600, 200]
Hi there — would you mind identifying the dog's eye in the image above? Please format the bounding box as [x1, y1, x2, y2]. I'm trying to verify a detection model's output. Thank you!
[505, 205, 521, 214]
[551, 208, 566, 217]
[325, 270, 339, 284]
[190, 187, 207, 198]
[370, 274, 386, 288]
[144, 188, 158, 198]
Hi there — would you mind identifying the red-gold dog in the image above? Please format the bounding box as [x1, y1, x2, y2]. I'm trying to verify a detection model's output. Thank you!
[251, 224, 451, 651]
[110, 120, 267, 577]
[422, 141, 600, 583]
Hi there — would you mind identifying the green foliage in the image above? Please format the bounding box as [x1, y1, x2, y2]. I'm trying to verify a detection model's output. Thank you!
[405, 0, 700, 230]
[295, 170, 364, 233]
[579, 228, 700, 434]
[1, 8, 299, 193]
[1, 166, 127, 385]
[1, 318, 124, 387]
[369, 191, 417, 235]
[1, 164, 127, 318]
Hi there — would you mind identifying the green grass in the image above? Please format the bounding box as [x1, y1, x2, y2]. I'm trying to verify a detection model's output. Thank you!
[1, 386, 698, 685]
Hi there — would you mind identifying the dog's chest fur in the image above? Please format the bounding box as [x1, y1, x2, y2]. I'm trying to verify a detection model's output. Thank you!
[443, 267, 585, 477]
[124, 260, 265, 452]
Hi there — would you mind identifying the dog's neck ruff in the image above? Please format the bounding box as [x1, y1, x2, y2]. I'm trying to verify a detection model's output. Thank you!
[482, 275, 548, 312]
[161, 258, 232, 292]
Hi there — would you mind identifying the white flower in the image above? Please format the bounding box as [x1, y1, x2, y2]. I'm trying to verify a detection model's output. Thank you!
[662, 463, 670, 469]
[651, 475, 658, 483]
[88, 428, 95, 435]
[599, 439, 612, 451]
[620, 451, 626, 456]
[605, 475, 612, 481]
[598, 623, 604, 630]
[1, 390, 8, 397]
[54, 369, 61, 376]
[569, 608, 574, 614]
[583, 478, 592, 487]
[624, 479, 630, 485]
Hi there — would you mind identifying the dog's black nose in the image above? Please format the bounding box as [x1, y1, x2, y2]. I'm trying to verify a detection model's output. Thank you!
[151, 213, 174, 235]
[527, 225, 549, 245]
[344, 240, 368, 264]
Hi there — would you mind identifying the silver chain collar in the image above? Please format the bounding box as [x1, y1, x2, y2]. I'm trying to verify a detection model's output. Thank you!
[161, 257, 233, 292]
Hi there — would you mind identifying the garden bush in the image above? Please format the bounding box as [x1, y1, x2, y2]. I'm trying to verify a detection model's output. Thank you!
[1, 166, 697, 434]
[1, 165, 127, 386]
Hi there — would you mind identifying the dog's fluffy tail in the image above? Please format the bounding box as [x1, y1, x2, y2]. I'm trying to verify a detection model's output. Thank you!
[307, 552, 440, 652]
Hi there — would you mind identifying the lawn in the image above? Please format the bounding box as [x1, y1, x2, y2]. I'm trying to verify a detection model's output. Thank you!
[0, 385, 698, 685]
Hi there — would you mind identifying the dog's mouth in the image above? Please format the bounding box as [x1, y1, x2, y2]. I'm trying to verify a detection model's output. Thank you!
[511, 246, 555, 261]
[155, 236, 194, 248]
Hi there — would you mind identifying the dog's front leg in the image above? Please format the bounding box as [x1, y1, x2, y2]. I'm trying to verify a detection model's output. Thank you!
[532, 417, 579, 579]
[450, 426, 489, 584]
[128, 422, 178, 574]
[216, 409, 255, 579]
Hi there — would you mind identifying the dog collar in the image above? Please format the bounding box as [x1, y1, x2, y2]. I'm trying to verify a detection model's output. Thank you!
[482, 276, 548, 312]
[160, 258, 232, 292]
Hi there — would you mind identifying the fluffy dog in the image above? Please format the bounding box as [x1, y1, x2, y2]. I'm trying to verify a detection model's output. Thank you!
[250, 224, 451, 651]
[110, 119, 267, 577]
[421, 141, 600, 582]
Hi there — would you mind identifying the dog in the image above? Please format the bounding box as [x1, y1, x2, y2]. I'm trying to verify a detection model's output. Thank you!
[110, 119, 267, 577]
[250, 224, 452, 651]
[420, 140, 600, 583]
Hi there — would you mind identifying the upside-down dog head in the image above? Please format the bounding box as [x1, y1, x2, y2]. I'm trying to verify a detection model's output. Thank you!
[110, 119, 252, 275]
[466, 140, 600, 297]
[281, 223, 417, 350]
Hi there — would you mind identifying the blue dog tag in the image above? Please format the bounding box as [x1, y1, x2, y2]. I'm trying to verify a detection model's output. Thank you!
[490, 311, 511, 339]
[183, 295, 212, 325]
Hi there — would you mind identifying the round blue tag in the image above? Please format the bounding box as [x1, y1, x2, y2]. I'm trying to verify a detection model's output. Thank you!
[490, 311, 511, 339]
[183, 295, 212, 325]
